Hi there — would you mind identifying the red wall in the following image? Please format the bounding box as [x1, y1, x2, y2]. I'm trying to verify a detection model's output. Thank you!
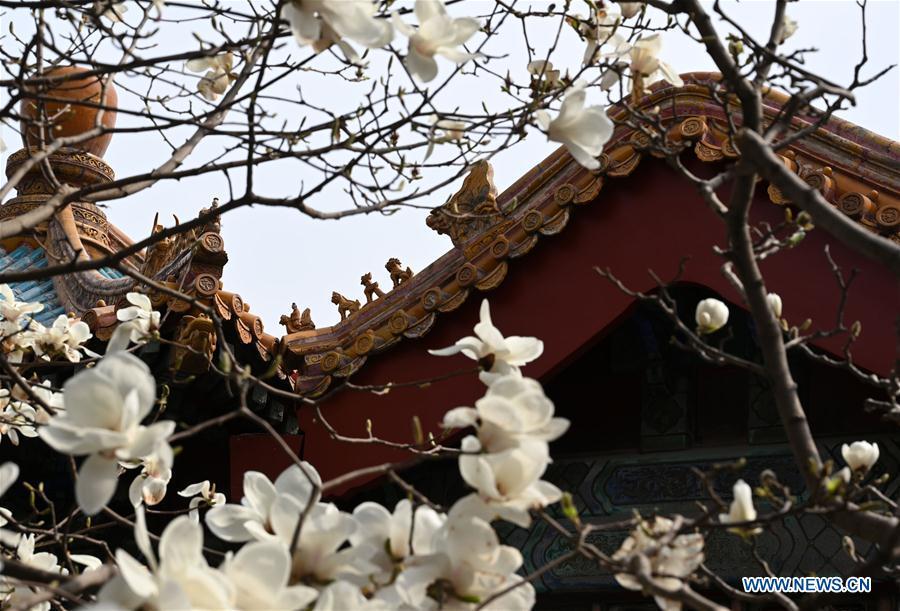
[234, 158, 898, 496]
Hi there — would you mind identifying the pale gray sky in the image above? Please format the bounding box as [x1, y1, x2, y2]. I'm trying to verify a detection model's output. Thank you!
[2, 0, 898, 329]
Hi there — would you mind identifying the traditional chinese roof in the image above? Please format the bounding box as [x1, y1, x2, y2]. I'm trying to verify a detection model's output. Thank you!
[270, 72, 900, 397]
[5, 72, 899, 397]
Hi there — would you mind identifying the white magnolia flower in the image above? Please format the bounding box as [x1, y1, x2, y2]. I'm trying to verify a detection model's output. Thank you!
[0, 284, 43, 326]
[457, 436, 561, 527]
[393, 0, 480, 82]
[186, 52, 235, 101]
[95, 0, 127, 22]
[350, 499, 446, 590]
[424, 115, 467, 160]
[394, 510, 534, 609]
[98, 508, 234, 609]
[629, 34, 684, 94]
[534, 82, 614, 170]
[18, 380, 64, 425]
[613, 516, 704, 611]
[38, 351, 173, 515]
[581, 4, 624, 65]
[718, 479, 761, 536]
[178, 480, 226, 522]
[205, 462, 321, 542]
[778, 14, 798, 44]
[287, 501, 377, 583]
[282, 0, 392, 64]
[221, 540, 318, 610]
[431, 117, 466, 142]
[767, 292, 783, 318]
[127, 445, 173, 508]
[31, 314, 92, 362]
[527, 59, 562, 88]
[0, 390, 38, 446]
[443, 374, 569, 453]
[429, 299, 543, 384]
[695, 298, 729, 334]
[116, 292, 161, 343]
[841, 440, 879, 474]
[2, 533, 66, 611]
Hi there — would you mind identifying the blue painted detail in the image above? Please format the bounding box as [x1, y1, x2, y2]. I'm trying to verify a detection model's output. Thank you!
[0, 244, 65, 325]
[98, 267, 124, 279]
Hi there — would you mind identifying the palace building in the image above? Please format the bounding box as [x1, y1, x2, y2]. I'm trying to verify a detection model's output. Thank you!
[2, 70, 898, 608]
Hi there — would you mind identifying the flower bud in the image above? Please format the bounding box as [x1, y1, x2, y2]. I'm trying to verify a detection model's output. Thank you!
[695, 298, 729, 334]
[841, 440, 879, 474]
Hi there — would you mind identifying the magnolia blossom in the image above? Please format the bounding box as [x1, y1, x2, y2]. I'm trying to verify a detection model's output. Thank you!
[178, 480, 226, 522]
[0, 390, 38, 446]
[221, 540, 318, 610]
[288, 501, 377, 584]
[281, 0, 392, 64]
[186, 52, 236, 101]
[719, 479, 762, 536]
[777, 14, 798, 44]
[613, 516, 705, 611]
[841, 440, 879, 474]
[31, 314, 92, 362]
[443, 374, 569, 452]
[767, 292, 783, 318]
[534, 82, 614, 170]
[98, 509, 234, 609]
[350, 499, 447, 589]
[17, 380, 64, 425]
[527, 59, 561, 89]
[95, 0, 127, 21]
[457, 436, 561, 527]
[581, 4, 624, 65]
[38, 351, 174, 515]
[628, 34, 684, 96]
[0, 284, 43, 328]
[1, 534, 67, 611]
[127, 445, 173, 508]
[695, 298, 729, 334]
[116, 292, 161, 344]
[429, 299, 543, 383]
[393, 0, 480, 82]
[205, 462, 321, 542]
[393, 509, 535, 609]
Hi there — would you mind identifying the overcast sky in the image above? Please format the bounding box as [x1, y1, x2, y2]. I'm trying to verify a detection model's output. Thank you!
[2, 0, 898, 329]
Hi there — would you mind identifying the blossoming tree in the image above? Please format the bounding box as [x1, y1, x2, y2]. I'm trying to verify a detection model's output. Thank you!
[0, 0, 898, 609]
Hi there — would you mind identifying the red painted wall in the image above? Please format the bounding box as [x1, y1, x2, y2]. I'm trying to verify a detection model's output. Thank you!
[234, 158, 898, 496]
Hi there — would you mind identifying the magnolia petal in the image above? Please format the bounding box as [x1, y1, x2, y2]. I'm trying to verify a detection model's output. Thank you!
[273, 461, 321, 505]
[0, 462, 19, 497]
[406, 48, 439, 82]
[243, 471, 277, 516]
[129, 475, 144, 507]
[229, 540, 292, 599]
[178, 481, 209, 497]
[76, 454, 119, 516]
[115, 549, 157, 599]
[205, 503, 259, 542]
[441, 407, 478, 429]
[158, 516, 204, 572]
